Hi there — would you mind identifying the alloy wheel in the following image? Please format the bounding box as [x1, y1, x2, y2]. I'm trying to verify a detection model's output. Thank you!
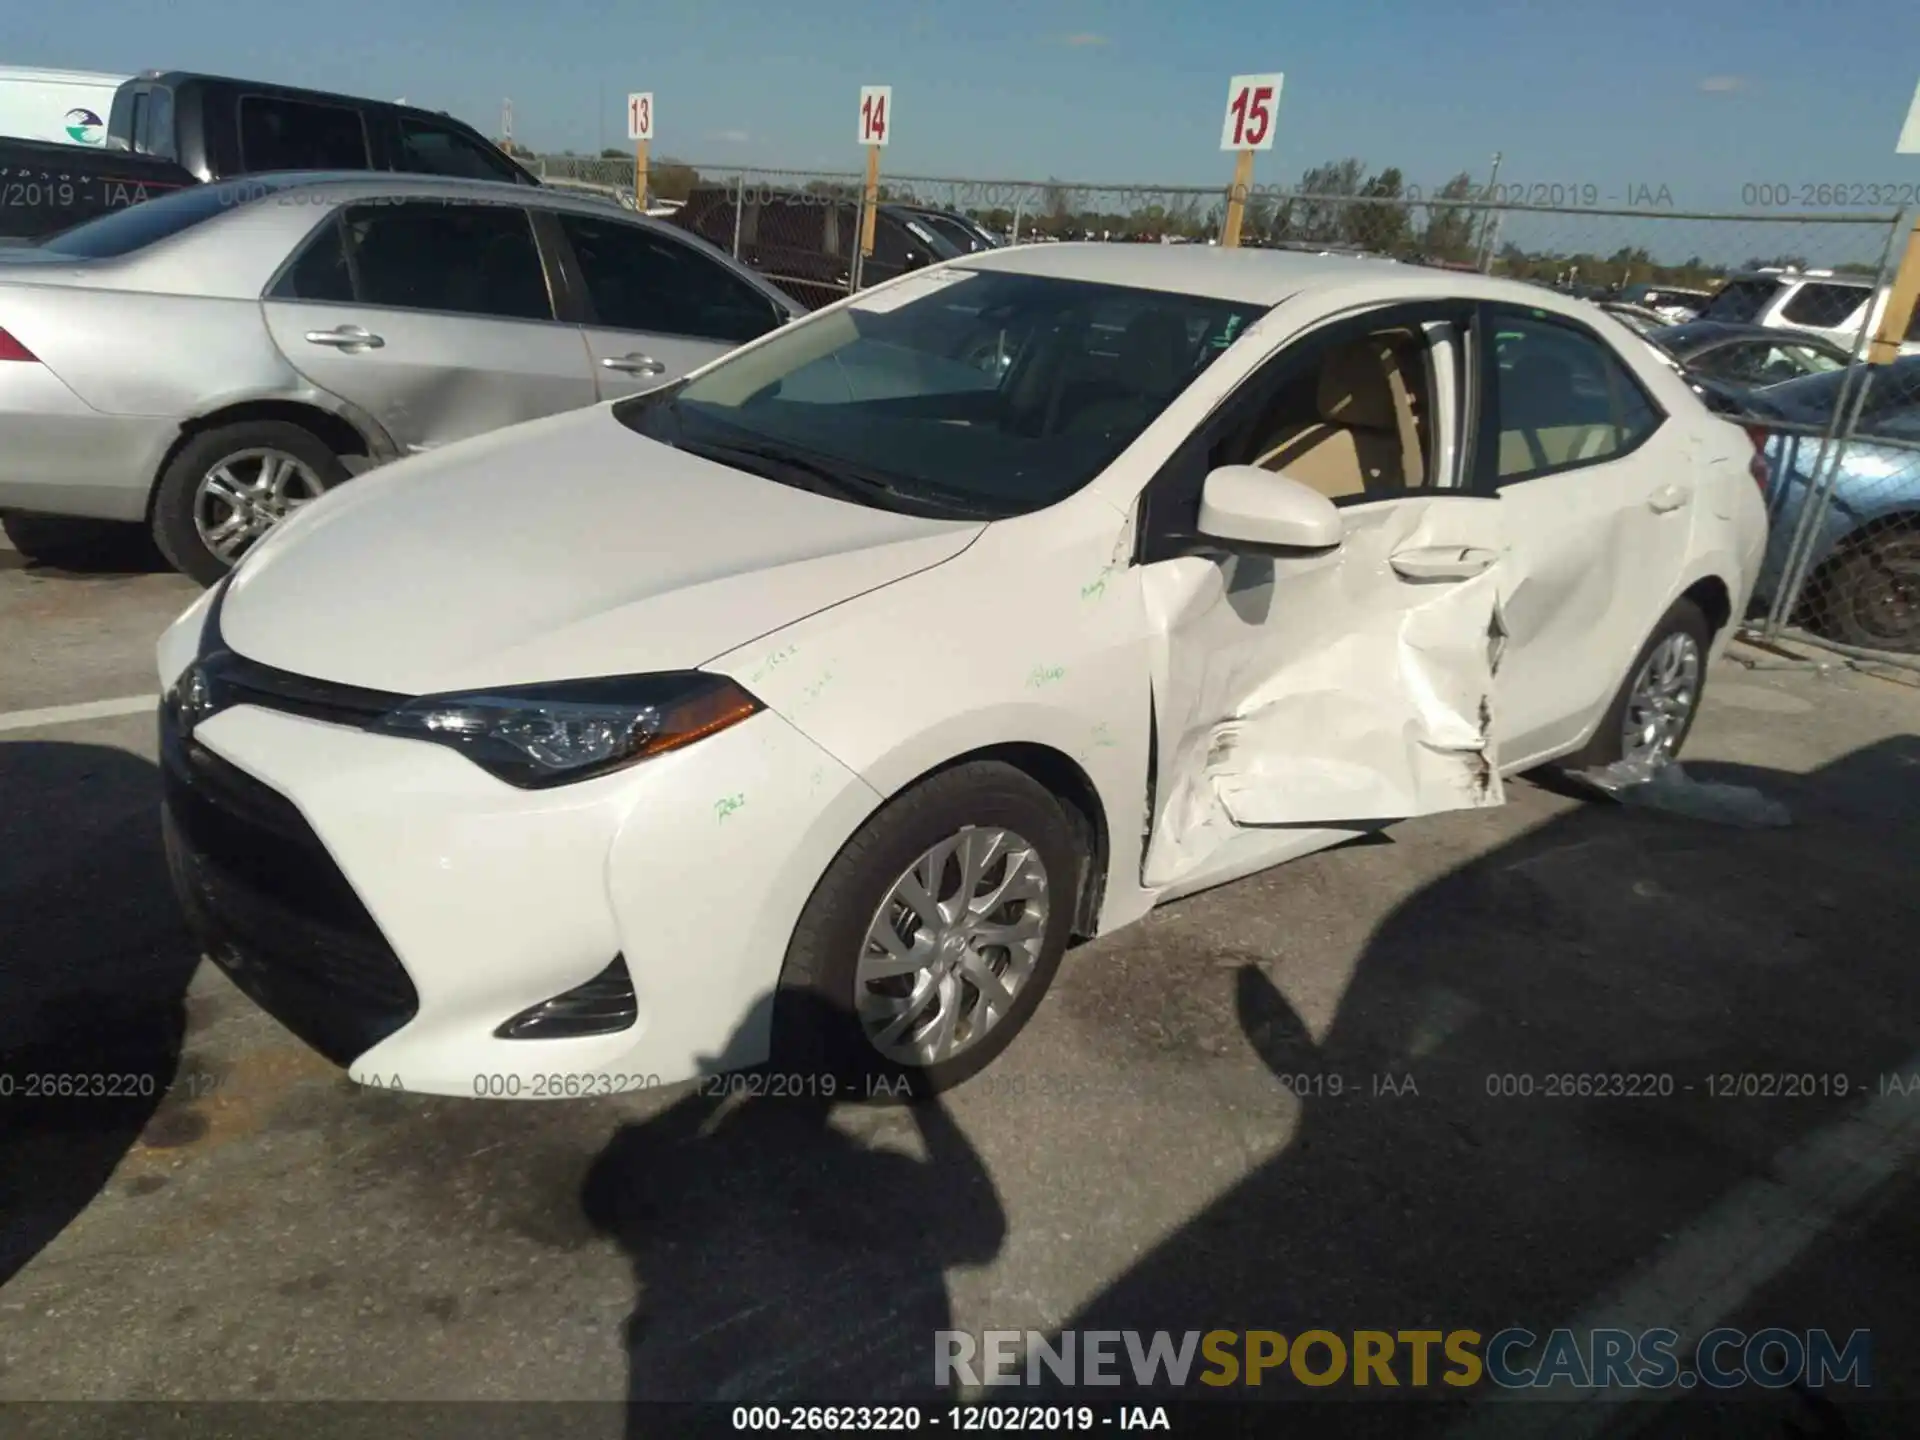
[1620, 631, 1703, 769]
[855, 826, 1050, 1066]
[193, 448, 326, 565]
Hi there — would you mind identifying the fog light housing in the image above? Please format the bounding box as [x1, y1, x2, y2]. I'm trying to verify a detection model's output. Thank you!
[494, 955, 638, 1039]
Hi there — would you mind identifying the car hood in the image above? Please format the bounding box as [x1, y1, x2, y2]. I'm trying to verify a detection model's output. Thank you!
[219, 405, 984, 694]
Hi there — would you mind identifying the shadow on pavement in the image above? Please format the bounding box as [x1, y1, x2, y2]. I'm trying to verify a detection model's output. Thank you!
[0, 740, 201, 1287]
[0, 517, 170, 577]
[582, 991, 1006, 1433]
[1034, 737, 1920, 1436]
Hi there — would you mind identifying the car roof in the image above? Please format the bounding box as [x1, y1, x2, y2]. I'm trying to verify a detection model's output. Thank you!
[950, 242, 1579, 308]
[209, 170, 679, 215]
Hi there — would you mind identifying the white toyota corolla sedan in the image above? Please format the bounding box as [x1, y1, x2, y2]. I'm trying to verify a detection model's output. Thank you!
[156, 245, 1769, 1099]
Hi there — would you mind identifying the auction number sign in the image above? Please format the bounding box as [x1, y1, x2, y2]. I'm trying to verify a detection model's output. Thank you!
[627, 92, 654, 143]
[859, 85, 892, 146]
[1220, 73, 1283, 151]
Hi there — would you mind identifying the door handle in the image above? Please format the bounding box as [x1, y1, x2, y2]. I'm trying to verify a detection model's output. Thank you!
[304, 325, 384, 350]
[601, 353, 666, 376]
[1389, 545, 1500, 582]
[1647, 484, 1691, 513]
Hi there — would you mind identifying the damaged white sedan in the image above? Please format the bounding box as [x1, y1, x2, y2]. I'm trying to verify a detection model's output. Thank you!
[155, 245, 1769, 1098]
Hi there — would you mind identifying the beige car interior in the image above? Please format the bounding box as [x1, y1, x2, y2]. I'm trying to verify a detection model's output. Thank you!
[1244, 330, 1433, 499]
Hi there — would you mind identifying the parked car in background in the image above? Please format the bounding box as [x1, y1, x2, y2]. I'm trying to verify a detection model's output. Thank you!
[1734, 357, 1920, 653]
[0, 136, 196, 245]
[0, 173, 800, 581]
[1621, 284, 1714, 323]
[671, 185, 962, 308]
[891, 204, 1001, 253]
[0, 66, 130, 146]
[1646, 320, 1852, 390]
[1699, 268, 1920, 356]
[152, 246, 1763, 1101]
[1595, 300, 1673, 337]
[0, 69, 538, 242]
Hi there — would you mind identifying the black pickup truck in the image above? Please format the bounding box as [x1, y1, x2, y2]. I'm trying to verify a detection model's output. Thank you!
[1, 70, 535, 243]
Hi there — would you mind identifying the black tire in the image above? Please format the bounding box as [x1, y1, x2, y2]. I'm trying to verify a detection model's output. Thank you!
[773, 760, 1084, 1102]
[1, 512, 162, 570]
[1810, 529, 1920, 655]
[1565, 596, 1714, 770]
[150, 421, 348, 586]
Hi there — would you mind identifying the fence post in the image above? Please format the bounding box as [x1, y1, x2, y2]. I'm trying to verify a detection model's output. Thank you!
[731, 174, 746, 259]
[1758, 211, 1912, 641]
[1011, 200, 1023, 245]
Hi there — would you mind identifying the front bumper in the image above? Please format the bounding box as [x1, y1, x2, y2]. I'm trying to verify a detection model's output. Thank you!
[159, 689, 881, 1097]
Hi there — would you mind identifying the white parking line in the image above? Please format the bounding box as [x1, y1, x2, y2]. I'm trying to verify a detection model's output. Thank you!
[0, 694, 159, 733]
[1445, 1049, 1920, 1437]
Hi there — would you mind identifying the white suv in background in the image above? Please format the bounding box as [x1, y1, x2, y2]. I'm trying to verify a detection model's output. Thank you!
[1700, 268, 1920, 356]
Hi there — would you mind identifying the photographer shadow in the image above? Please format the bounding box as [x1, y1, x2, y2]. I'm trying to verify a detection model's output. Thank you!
[582, 991, 1007, 1435]
[0, 739, 201, 1286]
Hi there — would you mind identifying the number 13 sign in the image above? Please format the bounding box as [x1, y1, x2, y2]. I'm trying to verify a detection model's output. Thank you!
[859, 85, 892, 146]
[1220, 73, 1282, 151]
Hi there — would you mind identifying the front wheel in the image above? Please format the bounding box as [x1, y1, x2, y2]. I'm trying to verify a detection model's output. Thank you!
[773, 761, 1084, 1101]
[1566, 596, 1713, 773]
[151, 421, 347, 585]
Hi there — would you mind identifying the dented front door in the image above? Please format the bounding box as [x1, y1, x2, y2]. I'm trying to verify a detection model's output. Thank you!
[1140, 493, 1505, 890]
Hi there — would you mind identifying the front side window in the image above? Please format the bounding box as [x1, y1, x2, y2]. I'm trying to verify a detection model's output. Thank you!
[238, 95, 371, 171]
[617, 270, 1259, 518]
[1489, 313, 1660, 480]
[395, 119, 524, 183]
[558, 213, 781, 343]
[318, 202, 552, 321]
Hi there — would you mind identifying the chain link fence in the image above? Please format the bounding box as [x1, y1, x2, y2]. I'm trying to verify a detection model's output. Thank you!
[530, 153, 1916, 656]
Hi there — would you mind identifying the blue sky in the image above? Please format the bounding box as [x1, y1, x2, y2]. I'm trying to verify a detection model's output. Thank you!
[12, 0, 1920, 205]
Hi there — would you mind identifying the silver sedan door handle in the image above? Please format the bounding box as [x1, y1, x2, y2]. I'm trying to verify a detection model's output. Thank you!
[1647, 483, 1691, 513]
[304, 325, 384, 350]
[1389, 545, 1501, 582]
[601, 353, 666, 376]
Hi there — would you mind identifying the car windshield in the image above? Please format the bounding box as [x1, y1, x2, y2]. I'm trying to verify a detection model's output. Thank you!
[616, 269, 1263, 519]
[33, 176, 309, 257]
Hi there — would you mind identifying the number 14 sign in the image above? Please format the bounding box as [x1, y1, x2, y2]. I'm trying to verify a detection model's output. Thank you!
[859, 85, 892, 146]
[1220, 73, 1282, 151]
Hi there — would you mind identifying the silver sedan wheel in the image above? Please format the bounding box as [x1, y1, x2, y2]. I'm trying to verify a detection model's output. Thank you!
[193, 448, 325, 565]
[856, 826, 1050, 1067]
[1620, 631, 1702, 769]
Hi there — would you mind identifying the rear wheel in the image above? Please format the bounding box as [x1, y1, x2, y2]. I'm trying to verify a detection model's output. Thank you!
[1810, 529, 1920, 655]
[1566, 596, 1712, 773]
[773, 761, 1083, 1100]
[151, 421, 346, 586]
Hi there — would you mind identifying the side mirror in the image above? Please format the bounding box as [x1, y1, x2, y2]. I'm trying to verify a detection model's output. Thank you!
[1197, 465, 1343, 550]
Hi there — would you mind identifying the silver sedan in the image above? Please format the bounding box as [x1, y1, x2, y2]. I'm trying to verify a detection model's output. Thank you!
[0, 173, 802, 582]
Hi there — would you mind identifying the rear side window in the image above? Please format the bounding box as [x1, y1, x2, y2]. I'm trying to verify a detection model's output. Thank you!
[1779, 282, 1870, 329]
[395, 119, 525, 183]
[276, 201, 553, 321]
[1702, 278, 1783, 324]
[1487, 313, 1662, 482]
[557, 213, 781, 343]
[238, 96, 371, 172]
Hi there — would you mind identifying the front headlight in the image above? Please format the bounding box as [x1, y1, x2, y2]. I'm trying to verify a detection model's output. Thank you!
[373, 673, 763, 789]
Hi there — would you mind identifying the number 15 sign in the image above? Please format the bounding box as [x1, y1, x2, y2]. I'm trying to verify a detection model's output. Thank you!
[1220, 73, 1283, 151]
